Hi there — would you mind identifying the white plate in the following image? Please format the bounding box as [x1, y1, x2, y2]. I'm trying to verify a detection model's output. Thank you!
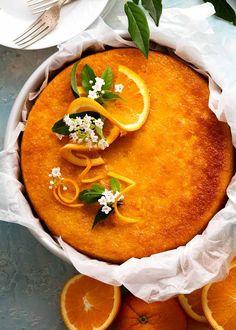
[0, 0, 110, 49]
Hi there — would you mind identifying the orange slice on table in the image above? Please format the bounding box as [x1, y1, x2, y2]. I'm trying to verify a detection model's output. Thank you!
[60, 274, 121, 330]
[202, 260, 236, 330]
[178, 288, 207, 323]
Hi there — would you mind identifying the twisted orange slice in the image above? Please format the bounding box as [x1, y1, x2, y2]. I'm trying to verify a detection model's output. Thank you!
[61, 275, 121, 330]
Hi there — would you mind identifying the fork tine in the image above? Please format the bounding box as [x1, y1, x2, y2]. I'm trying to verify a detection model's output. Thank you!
[16, 26, 51, 49]
[13, 15, 43, 42]
[15, 22, 46, 45]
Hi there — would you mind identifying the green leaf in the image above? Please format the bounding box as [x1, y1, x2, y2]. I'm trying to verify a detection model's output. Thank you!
[101, 67, 113, 90]
[91, 184, 105, 193]
[124, 1, 150, 58]
[79, 184, 105, 204]
[203, 0, 236, 25]
[110, 177, 121, 192]
[81, 64, 96, 94]
[70, 60, 80, 98]
[51, 112, 100, 135]
[132, 0, 139, 3]
[141, 0, 162, 26]
[92, 206, 113, 228]
[102, 91, 121, 100]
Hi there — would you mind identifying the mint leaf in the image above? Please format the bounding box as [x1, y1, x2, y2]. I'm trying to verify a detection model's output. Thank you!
[110, 178, 121, 192]
[79, 184, 105, 204]
[92, 206, 113, 228]
[52, 112, 100, 135]
[70, 60, 80, 98]
[101, 67, 113, 90]
[102, 92, 121, 100]
[141, 0, 162, 26]
[124, 1, 150, 58]
[203, 0, 236, 25]
[81, 64, 96, 94]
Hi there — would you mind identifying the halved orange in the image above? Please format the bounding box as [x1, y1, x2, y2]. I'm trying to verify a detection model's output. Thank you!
[178, 289, 207, 323]
[61, 275, 121, 330]
[202, 260, 236, 330]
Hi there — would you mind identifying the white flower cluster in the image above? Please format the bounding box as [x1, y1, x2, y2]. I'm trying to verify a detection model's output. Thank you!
[48, 167, 67, 190]
[63, 114, 109, 150]
[114, 83, 124, 93]
[98, 189, 124, 214]
[88, 77, 105, 100]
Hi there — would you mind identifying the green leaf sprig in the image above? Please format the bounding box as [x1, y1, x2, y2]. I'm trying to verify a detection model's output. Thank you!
[203, 0, 236, 26]
[70, 60, 80, 98]
[51, 112, 100, 136]
[124, 0, 162, 58]
[79, 178, 122, 228]
[81, 64, 121, 104]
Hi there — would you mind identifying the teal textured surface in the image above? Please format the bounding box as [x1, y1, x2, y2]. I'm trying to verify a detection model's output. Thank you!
[0, 45, 76, 330]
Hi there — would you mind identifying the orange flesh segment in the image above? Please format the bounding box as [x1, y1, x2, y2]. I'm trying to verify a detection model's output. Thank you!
[61, 275, 121, 330]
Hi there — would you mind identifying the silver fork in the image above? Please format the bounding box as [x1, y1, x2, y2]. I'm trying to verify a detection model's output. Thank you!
[14, 0, 67, 48]
[27, 0, 72, 15]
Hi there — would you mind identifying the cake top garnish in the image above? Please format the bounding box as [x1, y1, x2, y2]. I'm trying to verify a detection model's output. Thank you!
[49, 61, 151, 227]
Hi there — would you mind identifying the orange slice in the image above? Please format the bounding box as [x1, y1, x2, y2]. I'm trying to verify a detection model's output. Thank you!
[61, 275, 121, 330]
[68, 66, 150, 132]
[178, 289, 207, 323]
[202, 260, 236, 330]
[105, 64, 150, 131]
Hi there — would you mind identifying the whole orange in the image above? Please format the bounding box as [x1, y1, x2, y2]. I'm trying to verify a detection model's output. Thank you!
[112, 294, 187, 329]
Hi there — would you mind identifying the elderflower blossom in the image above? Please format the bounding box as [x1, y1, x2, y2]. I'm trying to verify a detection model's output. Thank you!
[114, 83, 124, 93]
[63, 114, 109, 150]
[48, 167, 67, 190]
[98, 189, 124, 215]
[88, 77, 105, 100]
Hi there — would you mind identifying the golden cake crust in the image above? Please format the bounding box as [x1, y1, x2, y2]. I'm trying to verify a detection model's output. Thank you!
[21, 48, 234, 263]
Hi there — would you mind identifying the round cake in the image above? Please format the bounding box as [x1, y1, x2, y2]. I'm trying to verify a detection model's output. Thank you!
[21, 48, 234, 263]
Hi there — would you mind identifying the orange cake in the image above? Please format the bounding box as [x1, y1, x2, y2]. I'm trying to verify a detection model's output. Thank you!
[21, 48, 233, 263]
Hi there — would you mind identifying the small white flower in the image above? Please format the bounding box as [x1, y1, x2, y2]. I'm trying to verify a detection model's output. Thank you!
[49, 180, 54, 185]
[98, 196, 107, 206]
[89, 80, 93, 84]
[84, 114, 92, 123]
[49, 174, 52, 177]
[63, 186, 68, 191]
[98, 138, 109, 150]
[94, 118, 104, 129]
[101, 205, 112, 215]
[49, 186, 53, 189]
[115, 83, 124, 93]
[51, 167, 61, 178]
[69, 132, 79, 143]
[88, 90, 99, 100]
